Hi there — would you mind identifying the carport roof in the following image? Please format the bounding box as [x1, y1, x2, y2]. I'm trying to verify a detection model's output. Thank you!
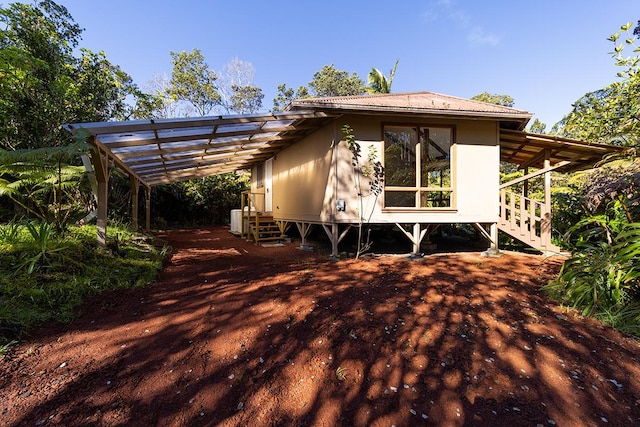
[65, 110, 338, 187]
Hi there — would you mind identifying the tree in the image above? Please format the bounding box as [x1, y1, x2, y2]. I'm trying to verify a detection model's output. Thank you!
[308, 65, 366, 97]
[528, 118, 547, 134]
[229, 84, 264, 114]
[272, 83, 308, 112]
[169, 49, 221, 116]
[73, 48, 152, 121]
[342, 124, 384, 258]
[367, 60, 399, 94]
[142, 73, 191, 119]
[0, 0, 152, 231]
[554, 22, 639, 146]
[218, 58, 264, 114]
[272, 65, 365, 111]
[543, 22, 640, 333]
[0, 1, 146, 150]
[0, 0, 81, 150]
[471, 92, 515, 107]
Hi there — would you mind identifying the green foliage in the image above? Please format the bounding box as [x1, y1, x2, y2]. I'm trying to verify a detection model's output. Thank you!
[272, 64, 367, 111]
[169, 48, 221, 116]
[0, 139, 89, 231]
[470, 92, 515, 107]
[527, 118, 547, 134]
[594, 302, 640, 337]
[308, 65, 366, 97]
[545, 214, 640, 335]
[229, 84, 264, 114]
[15, 220, 66, 274]
[74, 48, 153, 121]
[0, 223, 166, 345]
[151, 172, 250, 227]
[0, 218, 22, 242]
[555, 22, 639, 146]
[0, 1, 147, 150]
[272, 83, 309, 112]
[367, 60, 399, 94]
[342, 124, 385, 258]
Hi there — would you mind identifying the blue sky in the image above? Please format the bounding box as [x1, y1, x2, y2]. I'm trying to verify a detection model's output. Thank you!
[58, 0, 637, 128]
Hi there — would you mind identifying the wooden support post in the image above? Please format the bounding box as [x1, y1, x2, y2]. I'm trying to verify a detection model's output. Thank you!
[542, 152, 552, 248]
[490, 223, 498, 252]
[145, 186, 151, 232]
[321, 223, 351, 259]
[90, 144, 109, 247]
[131, 176, 139, 230]
[412, 223, 421, 255]
[395, 223, 427, 256]
[296, 222, 314, 250]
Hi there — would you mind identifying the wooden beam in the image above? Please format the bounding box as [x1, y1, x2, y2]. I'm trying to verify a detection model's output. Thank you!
[131, 176, 139, 230]
[145, 186, 151, 232]
[103, 124, 311, 150]
[114, 136, 290, 161]
[90, 142, 110, 247]
[500, 160, 570, 189]
[66, 110, 338, 136]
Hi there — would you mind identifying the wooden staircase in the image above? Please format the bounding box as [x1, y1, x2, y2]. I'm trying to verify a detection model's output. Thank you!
[240, 191, 288, 244]
[498, 189, 560, 253]
[246, 215, 287, 243]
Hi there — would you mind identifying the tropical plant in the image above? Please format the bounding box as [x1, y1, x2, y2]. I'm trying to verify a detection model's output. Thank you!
[0, 217, 22, 242]
[0, 138, 89, 232]
[367, 60, 399, 94]
[342, 124, 384, 258]
[15, 220, 67, 274]
[0, 223, 166, 346]
[545, 211, 640, 316]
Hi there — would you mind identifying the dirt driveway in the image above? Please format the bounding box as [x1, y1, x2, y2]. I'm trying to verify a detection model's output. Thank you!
[1, 226, 640, 426]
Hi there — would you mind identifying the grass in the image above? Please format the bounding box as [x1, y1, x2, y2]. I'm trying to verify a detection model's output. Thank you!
[0, 221, 167, 349]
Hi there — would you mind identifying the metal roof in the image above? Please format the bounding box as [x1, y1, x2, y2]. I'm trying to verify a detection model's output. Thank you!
[65, 111, 338, 187]
[291, 91, 533, 130]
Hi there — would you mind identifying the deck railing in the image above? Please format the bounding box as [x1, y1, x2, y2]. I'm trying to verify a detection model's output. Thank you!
[498, 189, 558, 252]
[240, 190, 262, 241]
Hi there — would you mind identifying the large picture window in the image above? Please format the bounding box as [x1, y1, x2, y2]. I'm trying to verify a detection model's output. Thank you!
[383, 125, 454, 208]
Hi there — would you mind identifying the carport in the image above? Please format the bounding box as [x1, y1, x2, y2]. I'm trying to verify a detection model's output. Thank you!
[65, 111, 337, 245]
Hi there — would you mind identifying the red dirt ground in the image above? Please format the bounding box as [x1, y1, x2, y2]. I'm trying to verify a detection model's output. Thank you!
[2, 226, 640, 426]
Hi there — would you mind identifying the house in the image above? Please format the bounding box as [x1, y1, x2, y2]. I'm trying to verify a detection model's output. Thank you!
[65, 92, 621, 256]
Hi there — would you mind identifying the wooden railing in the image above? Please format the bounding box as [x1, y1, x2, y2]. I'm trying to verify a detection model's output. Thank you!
[498, 189, 559, 252]
[240, 191, 286, 242]
[241, 190, 261, 241]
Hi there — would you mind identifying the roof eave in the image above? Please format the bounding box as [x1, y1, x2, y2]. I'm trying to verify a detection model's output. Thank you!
[289, 102, 531, 129]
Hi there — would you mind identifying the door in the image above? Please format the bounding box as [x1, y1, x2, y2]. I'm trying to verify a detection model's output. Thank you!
[264, 157, 273, 212]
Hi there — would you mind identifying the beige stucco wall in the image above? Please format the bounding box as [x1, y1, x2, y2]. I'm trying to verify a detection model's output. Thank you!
[270, 123, 336, 222]
[252, 113, 500, 225]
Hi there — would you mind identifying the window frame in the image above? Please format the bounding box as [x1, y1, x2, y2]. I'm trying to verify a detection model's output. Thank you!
[256, 162, 264, 188]
[381, 123, 457, 211]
